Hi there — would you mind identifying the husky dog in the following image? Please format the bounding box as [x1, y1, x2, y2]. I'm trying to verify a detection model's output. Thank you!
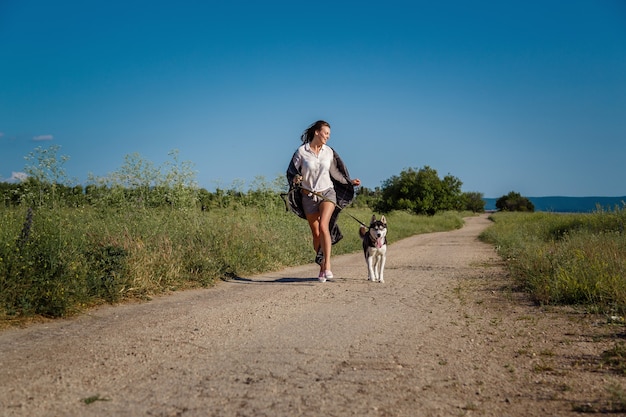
[359, 215, 387, 283]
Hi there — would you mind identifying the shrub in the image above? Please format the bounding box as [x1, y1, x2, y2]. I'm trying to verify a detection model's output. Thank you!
[495, 191, 535, 212]
[374, 166, 464, 215]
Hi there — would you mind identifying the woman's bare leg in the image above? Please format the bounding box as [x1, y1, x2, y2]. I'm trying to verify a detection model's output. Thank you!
[305, 213, 321, 254]
[318, 201, 335, 272]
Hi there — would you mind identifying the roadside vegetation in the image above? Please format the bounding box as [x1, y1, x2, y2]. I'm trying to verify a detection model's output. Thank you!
[480, 208, 626, 313]
[480, 207, 626, 411]
[0, 203, 465, 322]
[0, 145, 469, 323]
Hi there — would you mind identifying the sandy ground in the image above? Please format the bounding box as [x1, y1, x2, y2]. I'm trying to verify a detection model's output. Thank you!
[1, 214, 623, 416]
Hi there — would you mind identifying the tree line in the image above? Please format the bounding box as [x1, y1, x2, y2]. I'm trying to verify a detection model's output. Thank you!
[0, 145, 521, 214]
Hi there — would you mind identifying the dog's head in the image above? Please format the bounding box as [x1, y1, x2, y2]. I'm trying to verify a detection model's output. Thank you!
[368, 215, 387, 246]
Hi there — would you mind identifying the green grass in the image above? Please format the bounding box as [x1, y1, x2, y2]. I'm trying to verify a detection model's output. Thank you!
[0, 201, 465, 322]
[479, 207, 626, 312]
[82, 394, 111, 405]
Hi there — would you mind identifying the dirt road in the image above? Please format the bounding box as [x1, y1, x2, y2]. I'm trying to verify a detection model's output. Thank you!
[0, 215, 620, 416]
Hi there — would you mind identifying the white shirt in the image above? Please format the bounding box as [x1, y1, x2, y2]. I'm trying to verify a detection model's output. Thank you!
[291, 143, 347, 192]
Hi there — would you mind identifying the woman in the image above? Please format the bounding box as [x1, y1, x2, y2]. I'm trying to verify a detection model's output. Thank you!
[286, 120, 361, 282]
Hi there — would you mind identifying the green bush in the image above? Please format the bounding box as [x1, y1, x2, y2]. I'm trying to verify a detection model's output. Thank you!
[495, 191, 535, 212]
[374, 166, 464, 215]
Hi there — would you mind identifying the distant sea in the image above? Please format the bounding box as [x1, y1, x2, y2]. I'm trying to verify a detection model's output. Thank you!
[482, 196, 626, 213]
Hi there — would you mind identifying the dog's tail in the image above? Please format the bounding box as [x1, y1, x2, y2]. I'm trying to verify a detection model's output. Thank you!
[359, 224, 368, 238]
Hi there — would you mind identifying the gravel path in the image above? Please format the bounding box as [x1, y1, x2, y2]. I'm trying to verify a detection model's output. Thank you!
[0, 214, 619, 416]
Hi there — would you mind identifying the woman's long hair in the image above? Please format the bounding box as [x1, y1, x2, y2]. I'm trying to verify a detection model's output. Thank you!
[301, 120, 330, 144]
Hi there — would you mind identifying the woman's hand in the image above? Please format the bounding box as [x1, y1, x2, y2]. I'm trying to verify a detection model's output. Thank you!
[352, 178, 361, 186]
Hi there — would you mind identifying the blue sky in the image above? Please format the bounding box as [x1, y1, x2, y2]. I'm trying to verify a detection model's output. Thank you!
[1, 0, 625, 198]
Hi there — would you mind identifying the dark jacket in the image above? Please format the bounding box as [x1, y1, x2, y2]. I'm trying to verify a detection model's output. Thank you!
[285, 148, 355, 245]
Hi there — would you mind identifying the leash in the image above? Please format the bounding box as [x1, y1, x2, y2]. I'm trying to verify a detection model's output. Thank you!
[281, 185, 369, 228]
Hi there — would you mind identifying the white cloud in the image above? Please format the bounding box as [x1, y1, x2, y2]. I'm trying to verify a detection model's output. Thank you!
[33, 134, 53, 141]
[10, 172, 28, 182]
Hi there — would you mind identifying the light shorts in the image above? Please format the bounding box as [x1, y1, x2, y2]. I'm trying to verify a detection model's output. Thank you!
[302, 188, 337, 216]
